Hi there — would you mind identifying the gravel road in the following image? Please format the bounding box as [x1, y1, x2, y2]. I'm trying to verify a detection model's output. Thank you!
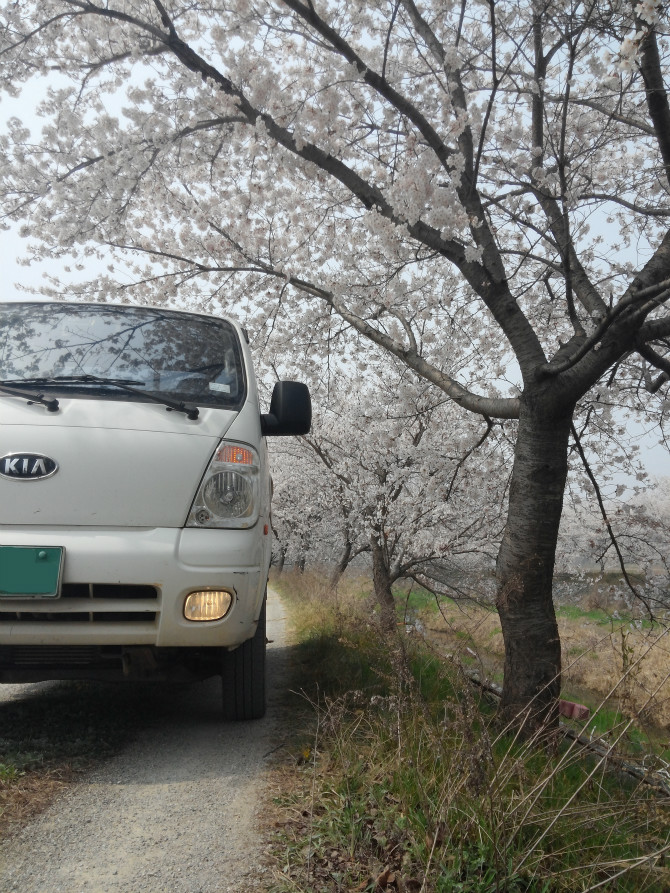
[0, 589, 290, 893]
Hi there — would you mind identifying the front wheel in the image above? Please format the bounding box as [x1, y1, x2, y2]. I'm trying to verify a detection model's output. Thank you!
[221, 596, 266, 720]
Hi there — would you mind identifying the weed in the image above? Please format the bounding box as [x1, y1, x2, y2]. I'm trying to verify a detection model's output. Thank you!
[0, 763, 23, 782]
[269, 570, 670, 893]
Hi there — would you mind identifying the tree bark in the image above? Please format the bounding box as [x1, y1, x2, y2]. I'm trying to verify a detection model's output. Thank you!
[370, 533, 397, 632]
[495, 397, 573, 732]
[329, 540, 353, 588]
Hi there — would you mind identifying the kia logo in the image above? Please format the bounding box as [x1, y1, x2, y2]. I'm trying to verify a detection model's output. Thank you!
[0, 453, 58, 480]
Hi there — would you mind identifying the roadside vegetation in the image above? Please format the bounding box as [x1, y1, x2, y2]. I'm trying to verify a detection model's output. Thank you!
[269, 570, 670, 892]
[397, 579, 670, 737]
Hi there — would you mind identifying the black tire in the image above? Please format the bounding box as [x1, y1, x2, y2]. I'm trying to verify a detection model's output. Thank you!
[221, 596, 266, 720]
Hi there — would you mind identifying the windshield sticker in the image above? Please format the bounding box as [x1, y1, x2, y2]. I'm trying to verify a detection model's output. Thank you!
[209, 382, 231, 393]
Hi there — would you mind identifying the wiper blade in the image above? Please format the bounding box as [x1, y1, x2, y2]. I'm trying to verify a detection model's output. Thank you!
[16, 373, 199, 421]
[0, 382, 59, 412]
[2, 375, 145, 387]
[71, 374, 200, 420]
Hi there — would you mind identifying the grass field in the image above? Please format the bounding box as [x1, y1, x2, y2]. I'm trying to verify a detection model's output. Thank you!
[403, 584, 670, 740]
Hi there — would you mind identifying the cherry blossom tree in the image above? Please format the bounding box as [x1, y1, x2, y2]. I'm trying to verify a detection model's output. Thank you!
[270, 422, 368, 579]
[1, 0, 670, 727]
[565, 476, 670, 606]
[271, 439, 370, 585]
[269, 446, 325, 572]
[270, 359, 509, 621]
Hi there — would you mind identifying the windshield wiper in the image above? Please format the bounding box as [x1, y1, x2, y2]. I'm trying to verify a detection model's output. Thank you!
[0, 381, 59, 412]
[1, 375, 199, 421]
[2, 375, 146, 387]
[52, 374, 200, 421]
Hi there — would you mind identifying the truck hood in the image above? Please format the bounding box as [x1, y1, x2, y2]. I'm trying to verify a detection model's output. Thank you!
[0, 397, 236, 527]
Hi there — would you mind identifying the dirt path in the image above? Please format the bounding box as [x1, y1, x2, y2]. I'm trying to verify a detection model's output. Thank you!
[0, 589, 289, 893]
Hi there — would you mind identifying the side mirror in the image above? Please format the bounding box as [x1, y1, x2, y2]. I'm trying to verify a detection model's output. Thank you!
[260, 381, 312, 436]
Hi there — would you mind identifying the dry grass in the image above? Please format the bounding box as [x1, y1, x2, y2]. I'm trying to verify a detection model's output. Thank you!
[420, 597, 670, 732]
[0, 769, 73, 838]
[268, 570, 670, 893]
[562, 623, 670, 728]
[280, 566, 670, 732]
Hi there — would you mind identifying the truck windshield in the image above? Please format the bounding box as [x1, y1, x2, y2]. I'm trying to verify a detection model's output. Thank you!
[0, 302, 245, 410]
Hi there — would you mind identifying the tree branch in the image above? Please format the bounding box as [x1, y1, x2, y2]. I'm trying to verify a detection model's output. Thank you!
[128, 6, 544, 379]
[570, 424, 654, 617]
[579, 193, 670, 218]
[444, 416, 494, 501]
[636, 342, 670, 393]
[538, 278, 670, 378]
[278, 0, 455, 173]
[566, 96, 655, 137]
[397, 0, 473, 172]
[62, 0, 166, 41]
[638, 315, 670, 342]
[529, 14, 607, 321]
[283, 273, 521, 419]
[638, 20, 670, 189]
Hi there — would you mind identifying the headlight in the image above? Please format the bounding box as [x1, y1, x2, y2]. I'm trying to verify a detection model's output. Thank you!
[203, 471, 253, 518]
[187, 442, 260, 528]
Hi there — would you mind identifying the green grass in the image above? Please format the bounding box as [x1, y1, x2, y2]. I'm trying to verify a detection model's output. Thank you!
[556, 604, 655, 630]
[270, 571, 670, 893]
[556, 604, 613, 624]
[0, 763, 24, 782]
[394, 584, 439, 615]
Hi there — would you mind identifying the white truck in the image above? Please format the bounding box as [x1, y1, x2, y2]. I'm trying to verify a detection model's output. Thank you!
[0, 300, 310, 719]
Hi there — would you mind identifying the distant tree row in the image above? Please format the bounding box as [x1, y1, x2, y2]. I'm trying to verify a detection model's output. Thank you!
[267, 345, 670, 619]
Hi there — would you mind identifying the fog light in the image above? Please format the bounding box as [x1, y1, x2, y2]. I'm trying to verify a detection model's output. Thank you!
[184, 590, 233, 622]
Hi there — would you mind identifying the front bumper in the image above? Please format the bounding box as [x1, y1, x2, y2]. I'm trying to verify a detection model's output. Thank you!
[0, 526, 269, 648]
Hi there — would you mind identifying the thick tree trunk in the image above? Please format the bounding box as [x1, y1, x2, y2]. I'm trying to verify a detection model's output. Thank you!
[495, 399, 573, 732]
[370, 533, 397, 632]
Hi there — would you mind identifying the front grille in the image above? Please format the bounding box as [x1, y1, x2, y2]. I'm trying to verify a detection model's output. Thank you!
[0, 645, 120, 666]
[60, 583, 158, 600]
[0, 583, 159, 623]
[0, 645, 215, 682]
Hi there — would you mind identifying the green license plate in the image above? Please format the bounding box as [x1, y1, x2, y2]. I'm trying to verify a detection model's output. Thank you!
[0, 546, 64, 598]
